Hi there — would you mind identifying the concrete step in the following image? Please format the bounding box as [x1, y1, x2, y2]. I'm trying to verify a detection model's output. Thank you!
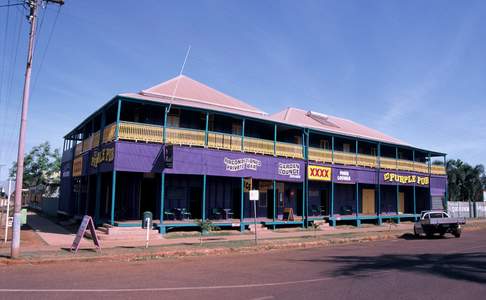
[86, 228, 161, 241]
[248, 224, 268, 232]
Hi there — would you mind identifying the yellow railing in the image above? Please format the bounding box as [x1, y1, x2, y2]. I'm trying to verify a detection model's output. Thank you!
[431, 164, 446, 175]
[397, 159, 414, 172]
[207, 132, 242, 151]
[72, 156, 83, 177]
[333, 151, 356, 166]
[414, 162, 429, 174]
[380, 157, 397, 170]
[118, 122, 163, 143]
[103, 122, 116, 143]
[243, 136, 275, 156]
[308, 147, 333, 163]
[166, 127, 205, 147]
[74, 143, 82, 156]
[276, 142, 303, 159]
[82, 135, 93, 153]
[92, 130, 100, 148]
[357, 154, 378, 168]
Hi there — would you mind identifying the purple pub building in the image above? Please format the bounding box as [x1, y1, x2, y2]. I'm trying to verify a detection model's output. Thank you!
[59, 75, 447, 233]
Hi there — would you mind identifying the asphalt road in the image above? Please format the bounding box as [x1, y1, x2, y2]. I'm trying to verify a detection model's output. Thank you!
[1, 229, 485, 300]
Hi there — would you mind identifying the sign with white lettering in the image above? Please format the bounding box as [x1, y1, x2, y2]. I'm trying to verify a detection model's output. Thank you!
[278, 163, 301, 179]
[224, 157, 262, 172]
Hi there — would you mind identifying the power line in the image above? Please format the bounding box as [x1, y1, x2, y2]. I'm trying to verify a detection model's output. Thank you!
[0, 8, 24, 166]
[32, 4, 62, 93]
[0, 2, 24, 8]
[0, 0, 11, 111]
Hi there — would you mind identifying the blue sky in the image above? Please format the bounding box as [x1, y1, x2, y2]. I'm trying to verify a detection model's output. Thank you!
[0, 0, 485, 180]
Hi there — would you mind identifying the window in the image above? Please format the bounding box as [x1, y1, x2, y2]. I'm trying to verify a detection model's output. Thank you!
[343, 143, 351, 152]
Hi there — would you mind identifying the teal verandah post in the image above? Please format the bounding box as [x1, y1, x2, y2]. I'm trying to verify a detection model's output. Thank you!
[428, 152, 432, 210]
[115, 99, 122, 141]
[413, 184, 417, 221]
[273, 180, 276, 223]
[301, 179, 305, 228]
[355, 140, 358, 166]
[304, 129, 309, 226]
[163, 107, 168, 143]
[396, 147, 400, 224]
[205, 112, 209, 147]
[413, 150, 417, 221]
[331, 136, 335, 163]
[94, 111, 106, 224]
[356, 182, 360, 227]
[273, 124, 277, 156]
[331, 181, 335, 227]
[240, 177, 244, 232]
[202, 174, 207, 221]
[160, 173, 165, 234]
[241, 118, 245, 151]
[110, 170, 116, 225]
[377, 143, 382, 225]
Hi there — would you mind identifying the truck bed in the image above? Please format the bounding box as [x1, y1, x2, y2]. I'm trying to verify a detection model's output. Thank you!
[421, 217, 466, 225]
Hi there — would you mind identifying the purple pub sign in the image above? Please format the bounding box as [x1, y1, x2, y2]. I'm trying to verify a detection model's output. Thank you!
[114, 142, 304, 182]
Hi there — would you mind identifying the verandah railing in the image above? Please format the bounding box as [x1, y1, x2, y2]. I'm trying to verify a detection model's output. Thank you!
[73, 121, 446, 175]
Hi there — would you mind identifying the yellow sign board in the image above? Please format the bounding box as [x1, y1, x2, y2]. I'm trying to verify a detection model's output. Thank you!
[383, 172, 429, 186]
[308, 165, 332, 181]
[243, 177, 252, 192]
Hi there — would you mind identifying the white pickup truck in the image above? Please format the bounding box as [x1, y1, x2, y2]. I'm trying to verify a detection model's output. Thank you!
[413, 210, 466, 238]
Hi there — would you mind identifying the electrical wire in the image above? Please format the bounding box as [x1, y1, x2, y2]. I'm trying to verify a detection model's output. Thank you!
[32, 4, 62, 93]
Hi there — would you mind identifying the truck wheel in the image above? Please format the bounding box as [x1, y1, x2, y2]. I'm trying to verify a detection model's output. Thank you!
[413, 228, 419, 238]
[425, 232, 434, 238]
[453, 229, 461, 238]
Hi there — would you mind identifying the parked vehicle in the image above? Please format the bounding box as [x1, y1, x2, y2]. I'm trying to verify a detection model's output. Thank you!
[414, 210, 465, 238]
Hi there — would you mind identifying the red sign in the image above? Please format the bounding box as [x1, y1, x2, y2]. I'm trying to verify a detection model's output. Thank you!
[71, 215, 101, 254]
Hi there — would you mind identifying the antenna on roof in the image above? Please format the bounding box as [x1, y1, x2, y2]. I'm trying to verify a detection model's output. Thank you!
[167, 45, 191, 114]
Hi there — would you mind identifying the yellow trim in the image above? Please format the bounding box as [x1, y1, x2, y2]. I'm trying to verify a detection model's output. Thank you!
[72, 156, 83, 177]
[308, 147, 332, 163]
[166, 127, 205, 147]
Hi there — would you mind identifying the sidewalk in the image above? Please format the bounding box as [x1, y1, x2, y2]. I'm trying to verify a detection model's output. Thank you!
[1, 213, 485, 265]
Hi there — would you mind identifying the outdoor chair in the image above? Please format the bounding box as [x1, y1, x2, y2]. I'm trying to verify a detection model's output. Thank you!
[224, 209, 234, 219]
[181, 208, 192, 220]
[339, 205, 353, 215]
[310, 205, 320, 216]
[211, 208, 222, 220]
[164, 210, 175, 220]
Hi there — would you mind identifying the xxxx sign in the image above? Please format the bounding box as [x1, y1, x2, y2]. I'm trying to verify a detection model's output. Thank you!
[308, 165, 332, 181]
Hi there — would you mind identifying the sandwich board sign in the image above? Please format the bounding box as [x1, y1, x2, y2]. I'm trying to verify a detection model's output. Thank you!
[71, 215, 101, 254]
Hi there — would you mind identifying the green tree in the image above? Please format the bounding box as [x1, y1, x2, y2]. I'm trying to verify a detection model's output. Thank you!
[9, 141, 61, 195]
[446, 159, 485, 202]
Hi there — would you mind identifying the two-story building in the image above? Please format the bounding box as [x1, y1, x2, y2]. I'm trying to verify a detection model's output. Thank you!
[59, 75, 447, 233]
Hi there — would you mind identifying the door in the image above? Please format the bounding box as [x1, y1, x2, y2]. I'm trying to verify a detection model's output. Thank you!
[399, 192, 405, 213]
[362, 189, 375, 215]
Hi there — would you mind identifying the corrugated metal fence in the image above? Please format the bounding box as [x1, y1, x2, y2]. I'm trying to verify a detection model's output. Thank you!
[447, 201, 486, 218]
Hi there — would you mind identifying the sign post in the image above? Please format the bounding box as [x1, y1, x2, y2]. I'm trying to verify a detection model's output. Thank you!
[4, 179, 11, 244]
[249, 189, 259, 245]
[71, 215, 101, 254]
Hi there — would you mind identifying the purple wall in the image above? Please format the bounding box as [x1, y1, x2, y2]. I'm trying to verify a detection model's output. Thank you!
[115, 142, 304, 182]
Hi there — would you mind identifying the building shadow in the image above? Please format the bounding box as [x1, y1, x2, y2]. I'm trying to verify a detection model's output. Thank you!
[299, 252, 486, 284]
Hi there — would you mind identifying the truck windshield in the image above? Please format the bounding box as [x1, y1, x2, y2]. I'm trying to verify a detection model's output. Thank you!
[429, 213, 443, 218]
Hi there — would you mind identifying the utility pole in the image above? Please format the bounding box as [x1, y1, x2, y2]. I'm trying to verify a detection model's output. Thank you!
[10, 0, 64, 259]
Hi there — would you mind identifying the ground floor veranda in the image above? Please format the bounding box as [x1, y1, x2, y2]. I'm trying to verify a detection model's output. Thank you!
[65, 170, 433, 233]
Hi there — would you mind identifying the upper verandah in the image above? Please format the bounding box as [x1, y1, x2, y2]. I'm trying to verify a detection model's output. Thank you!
[63, 75, 444, 157]
[67, 75, 412, 146]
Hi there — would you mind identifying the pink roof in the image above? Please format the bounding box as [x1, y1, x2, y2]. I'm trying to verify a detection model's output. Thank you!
[120, 75, 266, 118]
[121, 75, 408, 146]
[267, 107, 409, 146]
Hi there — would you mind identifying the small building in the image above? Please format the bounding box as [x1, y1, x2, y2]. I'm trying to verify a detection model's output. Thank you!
[58, 75, 447, 233]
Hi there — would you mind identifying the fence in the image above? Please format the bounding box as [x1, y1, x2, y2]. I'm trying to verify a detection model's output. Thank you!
[447, 201, 486, 218]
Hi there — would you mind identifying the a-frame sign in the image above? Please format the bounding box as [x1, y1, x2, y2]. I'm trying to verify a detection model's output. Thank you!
[71, 215, 101, 254]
